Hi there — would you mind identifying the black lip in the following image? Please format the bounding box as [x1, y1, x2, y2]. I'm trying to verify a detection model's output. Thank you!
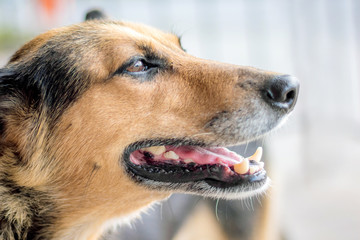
[122, 139, 206, 157]
[121, 138, 267, 188]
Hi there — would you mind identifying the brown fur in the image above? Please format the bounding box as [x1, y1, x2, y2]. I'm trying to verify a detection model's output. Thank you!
[0, 19, 293, 240]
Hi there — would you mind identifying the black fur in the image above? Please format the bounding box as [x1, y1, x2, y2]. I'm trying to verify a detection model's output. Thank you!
[1, 33, 97, 130]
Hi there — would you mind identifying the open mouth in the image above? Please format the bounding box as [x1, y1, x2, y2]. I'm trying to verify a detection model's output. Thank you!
[123, 139, 267, 190]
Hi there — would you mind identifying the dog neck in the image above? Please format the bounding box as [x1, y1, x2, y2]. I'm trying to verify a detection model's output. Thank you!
[0, 144, 169, 240]
[0, 147, 55, 239]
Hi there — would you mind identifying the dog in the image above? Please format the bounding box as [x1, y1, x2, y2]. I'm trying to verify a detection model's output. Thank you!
[0, 11, 299, 240]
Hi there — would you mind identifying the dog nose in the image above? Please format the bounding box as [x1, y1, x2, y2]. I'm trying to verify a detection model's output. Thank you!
[262, 75, 299, 112]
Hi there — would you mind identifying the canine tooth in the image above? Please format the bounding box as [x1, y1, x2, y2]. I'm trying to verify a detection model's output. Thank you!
[184, 159, 194, 164]
[234, 159, 249, 175]
[258, 162, 265, 168]
[143, 146, 166, 156]
[249, 166, 259, 174]
[248, 147, 263, 162]
[163, 151, 179, 160]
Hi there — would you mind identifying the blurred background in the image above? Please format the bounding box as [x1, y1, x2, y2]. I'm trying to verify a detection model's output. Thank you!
[1, 0, 359, 239]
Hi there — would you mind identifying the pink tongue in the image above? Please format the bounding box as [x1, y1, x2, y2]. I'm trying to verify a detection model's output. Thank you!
[168, 146, 244, 166]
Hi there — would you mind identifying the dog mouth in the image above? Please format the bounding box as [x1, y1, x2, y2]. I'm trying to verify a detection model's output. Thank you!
[123, 139, 267, 190]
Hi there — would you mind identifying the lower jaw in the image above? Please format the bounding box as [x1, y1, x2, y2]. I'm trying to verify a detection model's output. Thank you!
[126, 170, 270, 200]
[127, 161, 267, 184]
[125, 163, 269, 199]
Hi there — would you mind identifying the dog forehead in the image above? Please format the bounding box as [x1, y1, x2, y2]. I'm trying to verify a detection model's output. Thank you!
[9, 20, 180, 65]
[77, 20, 182, 54]
[83, 21, 183, 58]
[118, 21, 180, 45]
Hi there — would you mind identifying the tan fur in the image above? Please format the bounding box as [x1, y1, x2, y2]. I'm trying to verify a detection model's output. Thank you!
[0, 19, 289, 239]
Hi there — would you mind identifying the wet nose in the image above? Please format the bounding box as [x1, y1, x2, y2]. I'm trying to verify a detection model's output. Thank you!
[262, 75, 299, 112]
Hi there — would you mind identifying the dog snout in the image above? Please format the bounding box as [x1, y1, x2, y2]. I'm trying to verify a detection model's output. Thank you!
[262, 75, 299, 112]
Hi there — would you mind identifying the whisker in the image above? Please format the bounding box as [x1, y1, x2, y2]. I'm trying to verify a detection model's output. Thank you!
[215, 199, 220, 221]
[166, 199, 175, 219]
[261, 137, 266, 147]
[250, 197, 254, 211]
[256, 194, 263, 206]
[244, 141, 250, 155]
[189, 132, 214, 138]
[160, 202, 163, 220]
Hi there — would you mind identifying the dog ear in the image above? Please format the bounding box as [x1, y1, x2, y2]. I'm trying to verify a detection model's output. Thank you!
[0, 67, 13, 79]
[85, 9, 107, 21]
[0, 67, 23, 102]
[0, 68, 16, 134]
[0, 66, 40, 111]
[0, 68, 15, 89]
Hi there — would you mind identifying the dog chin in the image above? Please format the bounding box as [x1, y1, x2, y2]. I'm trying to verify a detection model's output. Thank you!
[135, 175, 271, 200]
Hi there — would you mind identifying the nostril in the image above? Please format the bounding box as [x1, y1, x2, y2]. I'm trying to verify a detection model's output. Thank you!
[266, 91, 274, 101]
[266, 82, 289, 102]
[286, 89, 296, 102]
[262, 75, 299, 111]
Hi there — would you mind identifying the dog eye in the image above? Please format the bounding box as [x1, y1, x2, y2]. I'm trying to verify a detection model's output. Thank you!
[126, 60, 149, 73]
[115, 57, 161, 79]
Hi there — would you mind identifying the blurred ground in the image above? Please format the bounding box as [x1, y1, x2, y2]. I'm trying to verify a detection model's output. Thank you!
[1, 0, 360, 239]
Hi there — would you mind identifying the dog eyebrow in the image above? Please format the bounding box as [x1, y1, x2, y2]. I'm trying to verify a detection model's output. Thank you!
[137, 44, 165, 61]
[136, 44, 172, 69]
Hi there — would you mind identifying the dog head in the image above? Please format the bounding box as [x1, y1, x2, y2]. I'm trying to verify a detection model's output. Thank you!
[0, 13, 298, 238]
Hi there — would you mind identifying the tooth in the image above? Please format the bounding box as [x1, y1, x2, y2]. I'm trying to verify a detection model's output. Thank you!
[163, 151, 179, 160]
[258, 162, 265, 168]
[249, 166, 259, 174]
[184, 159, 194, 164]
[143, 146, 166, 156]
[234, 159, 249, 174]
[248, 147, 263, 162]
